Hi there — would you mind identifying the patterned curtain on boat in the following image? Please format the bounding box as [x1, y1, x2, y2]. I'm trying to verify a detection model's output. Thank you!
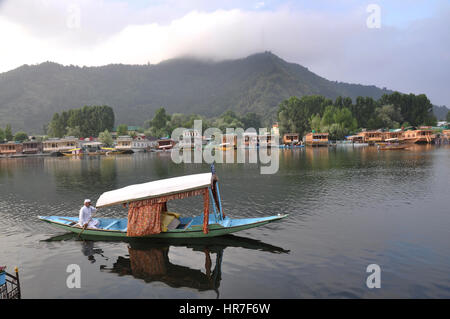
[126, 188, 210, 237]
[127, 200, 165, 236]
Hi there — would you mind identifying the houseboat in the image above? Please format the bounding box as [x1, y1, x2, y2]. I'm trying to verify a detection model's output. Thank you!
[346, 135, 367, 145]
[132, 135, 155, 152]
[355, 131, 384, 145]
[221, 134, 237, 150]
[81, 141, 105, 155]
[43, 137, 79, 153]
[305, 132, 329, 146]
[402, 128, 436, 144]
[157, 137, 176, 151]
[0, 142, 23, 156]
[258, 133, 278, 148]
[178, 129, 202, 150]
[22, 141, 43, 154]
[383, 131, 404, 141]
[282, 133, 300, 145]
[243, 132, 258, 148]
[115, 136, 134, 154]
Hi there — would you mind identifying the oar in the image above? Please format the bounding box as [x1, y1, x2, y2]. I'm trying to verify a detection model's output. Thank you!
[78, 221, 90, 239]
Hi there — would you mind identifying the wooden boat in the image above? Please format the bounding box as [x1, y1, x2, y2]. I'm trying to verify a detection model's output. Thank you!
[61, 148, 84, 156]
[215, 143, 232, 151]
[101, 147, 127, 155]
[157, 138, 176, 151]
[378, 144, 410, 150]
[377, 138, 411, 150]
[38, 168, 288, 239]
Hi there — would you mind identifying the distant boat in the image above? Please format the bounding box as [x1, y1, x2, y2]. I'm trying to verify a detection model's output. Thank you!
[38, 168, 288, 239]
[61, 148, 84, 156]
[101, 147, 127, 155]
[215, 143, 232, 151]
[377, 138, 411, 150]
[157, 138, 176, 151]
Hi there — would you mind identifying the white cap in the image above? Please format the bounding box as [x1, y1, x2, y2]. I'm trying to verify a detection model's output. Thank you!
[84, 199, 91, 204]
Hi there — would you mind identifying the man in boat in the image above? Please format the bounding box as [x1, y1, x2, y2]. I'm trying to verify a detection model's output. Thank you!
[79, 199, 100, 229]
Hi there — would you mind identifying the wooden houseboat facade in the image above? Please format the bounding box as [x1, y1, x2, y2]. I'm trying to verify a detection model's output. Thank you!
[402, 129, 435, 144]
[356, 131, 384, 144]
[43, 137, 79, 153]
[305, 132, 329, 146]
[157, 138, 176, 150]
[0, 142, 23, 156]
[283, 133, 300, 145]
[22, 141, 43, 154]
[243, 132, 258, 148]
[115, 136, 133, 153]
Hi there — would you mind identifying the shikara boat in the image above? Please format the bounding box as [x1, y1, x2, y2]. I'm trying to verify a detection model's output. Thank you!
[378, 144, 410, 150]
[38, 169, 288, 239]
[377, 138, 411, 150]
[101, 147, 127, 155]
[61, 148, 84, 156]
[215, 143, 232, 151]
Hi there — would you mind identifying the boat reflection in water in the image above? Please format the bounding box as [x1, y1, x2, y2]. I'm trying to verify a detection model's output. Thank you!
[44, 234, 289, 298]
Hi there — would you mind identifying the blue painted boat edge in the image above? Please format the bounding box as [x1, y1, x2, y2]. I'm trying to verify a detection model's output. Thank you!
[37, 213, 288, 237]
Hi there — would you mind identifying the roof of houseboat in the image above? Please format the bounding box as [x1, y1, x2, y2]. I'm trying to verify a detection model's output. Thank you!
[96, 172, 212, 207]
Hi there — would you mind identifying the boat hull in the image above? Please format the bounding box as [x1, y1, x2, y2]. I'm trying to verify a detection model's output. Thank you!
[38, 214, 288, 239]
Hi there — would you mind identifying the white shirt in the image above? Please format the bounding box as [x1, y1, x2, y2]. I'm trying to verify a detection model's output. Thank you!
[79, 205, 97, 226]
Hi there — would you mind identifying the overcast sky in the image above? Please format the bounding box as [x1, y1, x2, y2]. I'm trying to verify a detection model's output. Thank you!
[0, 0, 448, 106]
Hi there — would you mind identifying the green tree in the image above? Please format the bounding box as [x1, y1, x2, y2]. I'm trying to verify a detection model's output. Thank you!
[145, 107, 172, 137]
[98, 129, 114, 146]
[5, 124, 13, 141]
[66, 126, 82, 138]
[47, 113, 65, 137]
[13, 131, 28, 142]
[147, 108, 171, 130]
[212, 110, 244, 132]
[350, 96, 377, 128]
[116, 124, 128, 136]
[277, 95, 332, 137]
[320, 105, 338, 128]
[47, 105, 115, 138]
[379, 92, 433, 126]
[0, 127, 4, 142]
[241, 112, 262, 130]
[309, 114, 322, 132]
[447, 111, 450, 123]
[373, 104, 403, 129]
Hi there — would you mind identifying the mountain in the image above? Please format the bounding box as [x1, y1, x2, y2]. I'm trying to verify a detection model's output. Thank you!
[0, 51, 411, 133]
[433, 105, 450, 120]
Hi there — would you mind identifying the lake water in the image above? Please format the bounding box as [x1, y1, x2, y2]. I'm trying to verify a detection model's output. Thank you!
[1, 145, 449, 298]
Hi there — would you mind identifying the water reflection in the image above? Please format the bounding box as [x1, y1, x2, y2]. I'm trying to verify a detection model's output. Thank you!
[48, 157, 118, 192]
[43, 234, 289, 298]
[80, 241, 109, 263]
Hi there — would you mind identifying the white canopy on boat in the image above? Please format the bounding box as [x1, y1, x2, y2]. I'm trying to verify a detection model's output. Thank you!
[96, 172, 212, 208]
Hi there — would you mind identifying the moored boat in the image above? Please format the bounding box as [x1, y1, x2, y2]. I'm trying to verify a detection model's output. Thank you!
[377, 138, 411, 150]
[38, 167, 288, 239]
[61, 148, 84, 156]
